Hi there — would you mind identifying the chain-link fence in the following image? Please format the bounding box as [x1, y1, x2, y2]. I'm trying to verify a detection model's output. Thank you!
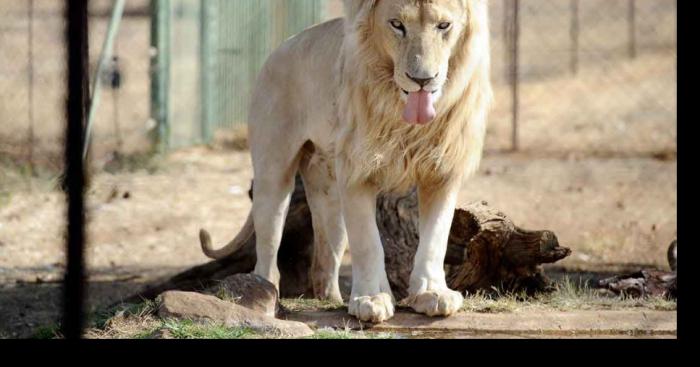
[0, 0, 151, 175]
[161, 0, 325, 149]
[0, 0, 677, 174]
[1, 1, 66, 172]
[491, 0, 677, 154]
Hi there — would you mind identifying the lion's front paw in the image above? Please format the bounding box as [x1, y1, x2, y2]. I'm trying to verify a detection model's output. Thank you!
[406, 289, 464, 317]
[348, 293, 394, 323]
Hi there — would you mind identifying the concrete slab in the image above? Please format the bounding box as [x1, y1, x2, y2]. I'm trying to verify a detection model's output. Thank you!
[286, 309, 677, 338]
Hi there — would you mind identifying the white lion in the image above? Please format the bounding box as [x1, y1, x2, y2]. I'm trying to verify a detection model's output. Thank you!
[201, 0, 493, 323]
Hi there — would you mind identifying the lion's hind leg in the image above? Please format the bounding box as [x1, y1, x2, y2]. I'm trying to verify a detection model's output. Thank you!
[249, 135, 305, 292]
[299, 147, 347, 303]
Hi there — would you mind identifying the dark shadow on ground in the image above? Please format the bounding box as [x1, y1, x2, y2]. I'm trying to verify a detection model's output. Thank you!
[0, 280, 144, 338]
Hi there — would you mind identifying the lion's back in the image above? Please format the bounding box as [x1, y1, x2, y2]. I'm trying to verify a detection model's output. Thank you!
[255, 18, 345, 97]
[248, 18, 346, 144]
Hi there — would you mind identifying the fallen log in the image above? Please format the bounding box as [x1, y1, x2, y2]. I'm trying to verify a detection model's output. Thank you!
[121, 176, 571, 304]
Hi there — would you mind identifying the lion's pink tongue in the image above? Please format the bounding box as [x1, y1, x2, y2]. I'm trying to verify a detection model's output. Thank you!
[403, 90, 436, 125]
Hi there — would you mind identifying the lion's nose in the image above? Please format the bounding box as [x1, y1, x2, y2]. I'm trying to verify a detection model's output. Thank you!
[406, 72, 438, 88]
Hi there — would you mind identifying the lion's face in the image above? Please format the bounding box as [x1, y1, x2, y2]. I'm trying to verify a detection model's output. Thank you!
[373, 0, 469, 124]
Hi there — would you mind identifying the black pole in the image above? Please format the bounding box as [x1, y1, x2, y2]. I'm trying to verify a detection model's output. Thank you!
[63, 0, 89, 340]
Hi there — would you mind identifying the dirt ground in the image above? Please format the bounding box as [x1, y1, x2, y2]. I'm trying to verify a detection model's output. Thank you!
[0, 144, 677, 338]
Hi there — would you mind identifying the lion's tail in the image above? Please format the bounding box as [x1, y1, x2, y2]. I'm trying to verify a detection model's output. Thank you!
[199, 211, 254, 259]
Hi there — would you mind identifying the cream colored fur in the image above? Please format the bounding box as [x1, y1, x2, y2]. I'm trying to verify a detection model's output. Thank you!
[201, 0, 493, 323]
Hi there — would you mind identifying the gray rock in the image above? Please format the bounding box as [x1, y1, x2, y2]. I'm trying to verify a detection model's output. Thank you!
[206, 274, 278, 317]
[157, 291, 313, 338]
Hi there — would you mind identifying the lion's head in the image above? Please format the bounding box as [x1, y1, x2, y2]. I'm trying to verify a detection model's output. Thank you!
[344, 0, 488, 125]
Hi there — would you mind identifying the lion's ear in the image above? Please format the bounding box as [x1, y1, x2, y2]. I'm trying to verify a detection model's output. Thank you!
[343, 0, 378, 23]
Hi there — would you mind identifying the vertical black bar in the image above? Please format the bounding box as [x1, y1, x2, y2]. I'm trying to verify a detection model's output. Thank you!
[628, 0, 636, 59]
[509, 0, 520, 152]
[63, 0, 88, 340]
[570, 0, 579, 75]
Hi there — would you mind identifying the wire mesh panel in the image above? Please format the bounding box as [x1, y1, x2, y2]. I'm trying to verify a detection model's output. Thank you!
[166, 0, 202, 149]
[0, 1, 677, 163]
[0, 0, 154, 173]
[158, 0, 324, 148]
[489, 0, 677, 154]
[212, 0, 272, 134]
[207, 0, 324, 140]
[0, 1, 67, 170]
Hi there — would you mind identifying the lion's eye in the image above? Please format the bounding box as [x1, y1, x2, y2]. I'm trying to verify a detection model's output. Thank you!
[437, 22, 452, 31]
[389, 19, 406, 36]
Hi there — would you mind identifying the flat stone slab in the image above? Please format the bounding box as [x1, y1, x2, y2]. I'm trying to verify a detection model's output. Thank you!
[288, 309, 677, 338]
[158, 291, 313, 338]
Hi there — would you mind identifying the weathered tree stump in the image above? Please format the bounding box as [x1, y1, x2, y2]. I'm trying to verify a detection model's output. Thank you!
[122, 176, 571, 304]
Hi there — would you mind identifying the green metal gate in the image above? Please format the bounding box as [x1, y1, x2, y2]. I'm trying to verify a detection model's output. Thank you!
[152, 0, 325, 150]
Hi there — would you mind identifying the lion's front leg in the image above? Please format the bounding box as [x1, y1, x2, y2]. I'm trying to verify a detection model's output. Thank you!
[338, 180, 395, 323]
[405, 180, 464, 317]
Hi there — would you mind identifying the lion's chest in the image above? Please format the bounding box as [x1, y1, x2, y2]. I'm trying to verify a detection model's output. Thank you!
[339, 123, 461, 192]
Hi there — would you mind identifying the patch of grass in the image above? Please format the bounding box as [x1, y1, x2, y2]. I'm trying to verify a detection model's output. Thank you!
[160, 319, 257, 339]
[90, 299, 158, 329]
[461, 290, 524, 313]
[123, 299, 159, 317]
[461, 278, 677, 313]
[83, 299, 163, 339]
[537, 277, 677, 311]
[31, 324, 62, 339]
[84, 315, 161, 339]
[280, 297, 345, 313]
[131, 326, 164, 339]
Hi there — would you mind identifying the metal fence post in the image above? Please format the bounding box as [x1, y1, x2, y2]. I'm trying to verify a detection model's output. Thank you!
[628, 0, 637, 59]
[505, 0, 520, 151]
[200, 0, 218, 144]
[502, 0, 510, 82]
[150, 0, 171, 152]
[570, 0, 579, 75]
[83, 0, 126, 162]
[27, 0, 35, 176]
